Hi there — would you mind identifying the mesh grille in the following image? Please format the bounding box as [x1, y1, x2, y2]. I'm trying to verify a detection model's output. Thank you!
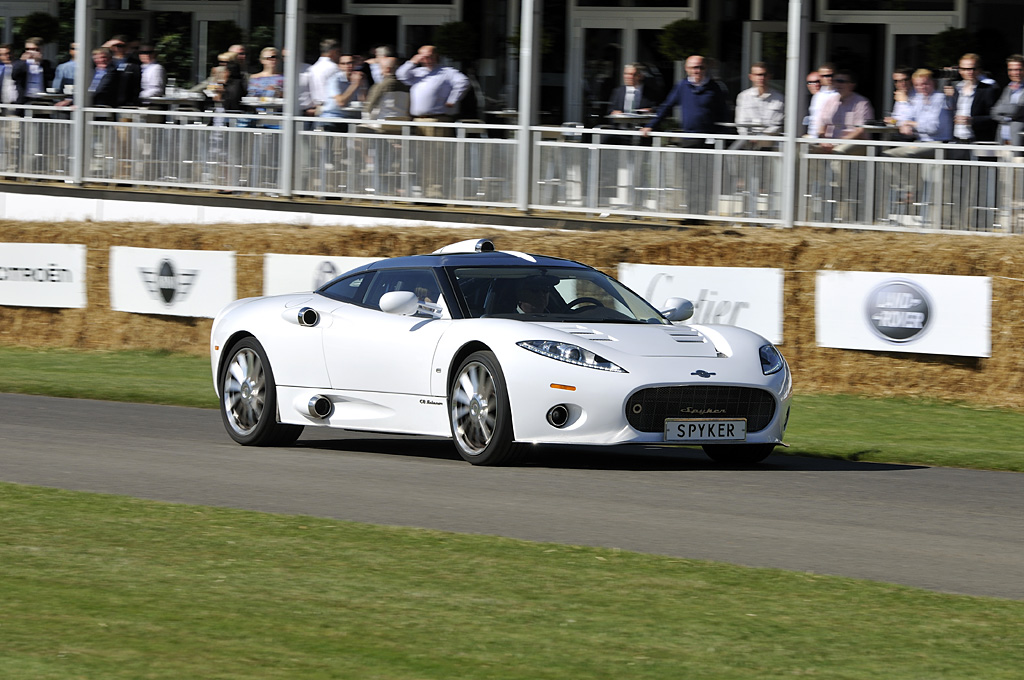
[626, 385, 777, 433]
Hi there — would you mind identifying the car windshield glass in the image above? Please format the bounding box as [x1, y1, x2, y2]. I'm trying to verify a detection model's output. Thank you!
[452, 266, 669, 324]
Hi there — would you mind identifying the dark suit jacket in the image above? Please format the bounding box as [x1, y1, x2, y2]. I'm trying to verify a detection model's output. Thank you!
[116, 59, 142, 106]
[11, 58, 54, 104]
[606, 85, 655, 114]
[89, 68, 121, 108]
[948, 80, 1000, 141]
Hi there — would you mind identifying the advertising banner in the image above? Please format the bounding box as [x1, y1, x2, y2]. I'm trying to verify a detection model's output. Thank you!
[0, 243, 87, 309]
[263, 254, 379, 296]
[617, 263, 785, 343]
[109, 247, 236, 318]
[816, 271, 991, 357]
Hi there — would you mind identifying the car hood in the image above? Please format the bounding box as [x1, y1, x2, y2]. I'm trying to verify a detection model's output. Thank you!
[530, 322, 722, 358]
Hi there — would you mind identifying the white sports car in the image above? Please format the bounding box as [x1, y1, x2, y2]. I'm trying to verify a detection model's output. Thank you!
[211, 239, 791, 465]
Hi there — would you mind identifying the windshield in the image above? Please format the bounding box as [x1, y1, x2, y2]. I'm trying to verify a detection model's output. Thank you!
[452, 266, 670, 324]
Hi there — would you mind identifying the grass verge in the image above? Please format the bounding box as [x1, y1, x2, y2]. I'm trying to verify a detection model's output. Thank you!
[3, 482, 1022, 680]
[0, 346, 1021, 471]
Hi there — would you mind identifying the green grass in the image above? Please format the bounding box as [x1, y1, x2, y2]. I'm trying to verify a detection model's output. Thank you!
[1, 346, 1022, 470]
[2, 482, 1022, 680]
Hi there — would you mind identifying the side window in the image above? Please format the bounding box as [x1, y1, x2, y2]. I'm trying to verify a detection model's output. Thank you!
[363, 269, 445, 316]
[318, 273, 369, 303]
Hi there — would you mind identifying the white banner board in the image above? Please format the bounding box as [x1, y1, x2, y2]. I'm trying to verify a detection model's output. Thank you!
[816, 271, 991, 357]
[617, 263, 785, 343]
[109, 247, 236, 318]
[0, 243, 87, 309]
[263, 254, 379, 296]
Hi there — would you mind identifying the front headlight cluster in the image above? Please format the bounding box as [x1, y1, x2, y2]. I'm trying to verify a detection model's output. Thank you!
[517, 340, 627, 372]
[759, 344, 786, 375]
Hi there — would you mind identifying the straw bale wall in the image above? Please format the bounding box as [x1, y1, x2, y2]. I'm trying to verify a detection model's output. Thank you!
[1, 220, 1021, 408]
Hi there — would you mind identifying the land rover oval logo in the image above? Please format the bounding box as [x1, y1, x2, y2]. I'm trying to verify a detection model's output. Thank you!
[867, 280, 931, 343]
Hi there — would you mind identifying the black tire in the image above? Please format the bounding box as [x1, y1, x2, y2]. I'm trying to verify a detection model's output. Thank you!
[449, 351, 523, 465]
[702, 444, 775, 465]
[219, 337, 303, 446]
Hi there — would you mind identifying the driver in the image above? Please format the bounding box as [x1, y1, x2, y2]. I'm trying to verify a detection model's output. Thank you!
[515, 276, 556, 314]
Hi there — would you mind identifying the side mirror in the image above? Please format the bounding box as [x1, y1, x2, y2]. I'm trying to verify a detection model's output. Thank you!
[379, 290, 443, 319]
[660, 297, 694, 322]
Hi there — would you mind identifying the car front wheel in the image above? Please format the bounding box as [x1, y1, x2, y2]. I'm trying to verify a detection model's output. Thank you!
[449, 351, 522, 465]
[220, 337, 303, 446]
[702, 444, 775, 465]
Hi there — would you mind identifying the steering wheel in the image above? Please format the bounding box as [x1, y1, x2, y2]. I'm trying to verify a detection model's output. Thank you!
[567, 297, 605, 310]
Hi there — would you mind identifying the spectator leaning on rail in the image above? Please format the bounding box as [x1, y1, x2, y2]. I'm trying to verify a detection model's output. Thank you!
[814, 69, 874, 155]
[640, 54, 728, 142]
[991, 54, 1024, 150]
[319, 54, 366, 130]
[883, 69, 952, 158]
[805, 62, 838, 139]
[734, 61, 784, 144]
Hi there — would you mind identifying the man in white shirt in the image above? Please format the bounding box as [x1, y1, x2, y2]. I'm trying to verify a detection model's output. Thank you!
[307, 39, 341, 113]
[735, 62, 784, 137]
[806, 63, 838, 139]
[137, 45, 165, 99]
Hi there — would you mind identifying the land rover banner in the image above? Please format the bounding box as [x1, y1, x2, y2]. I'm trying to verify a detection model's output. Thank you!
[816, 271, 991, 357]
[0, 243, 87, 309]
[109, 247, 236, 318]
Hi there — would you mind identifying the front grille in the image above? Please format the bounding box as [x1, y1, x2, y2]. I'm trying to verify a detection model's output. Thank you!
[626, 385, 777, 433]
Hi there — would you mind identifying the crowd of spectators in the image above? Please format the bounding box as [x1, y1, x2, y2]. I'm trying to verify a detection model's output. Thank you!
[5, 33, 1024, 155]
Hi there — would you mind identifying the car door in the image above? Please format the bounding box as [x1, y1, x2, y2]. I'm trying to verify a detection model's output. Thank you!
[321, 268, 451, 396]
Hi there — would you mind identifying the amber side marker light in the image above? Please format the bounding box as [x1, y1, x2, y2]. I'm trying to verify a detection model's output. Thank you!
[550, 383, 576, 391]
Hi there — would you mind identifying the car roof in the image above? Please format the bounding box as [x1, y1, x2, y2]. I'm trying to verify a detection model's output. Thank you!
[347, 250, 591, 273]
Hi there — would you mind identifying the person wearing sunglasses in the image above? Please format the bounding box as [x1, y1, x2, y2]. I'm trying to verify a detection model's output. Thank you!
[815, 69, 873, 151]
[806, 63, 838, 139]
[248, 47, 283, 100]
[887, 66, 914, 132]
[945, 52, 1000, 144]
[991, 54, 1024, 149]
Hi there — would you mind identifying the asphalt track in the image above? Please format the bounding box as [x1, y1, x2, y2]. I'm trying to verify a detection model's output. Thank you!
[3, 393, 1022, 600]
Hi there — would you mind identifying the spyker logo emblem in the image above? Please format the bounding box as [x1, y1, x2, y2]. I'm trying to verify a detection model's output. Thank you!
[691, 370, 716, 378]
[139, 259, 198, 305]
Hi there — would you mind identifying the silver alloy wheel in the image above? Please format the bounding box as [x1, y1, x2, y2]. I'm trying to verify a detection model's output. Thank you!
[451, 360, 497, 455]
[223, 347, 266, 436]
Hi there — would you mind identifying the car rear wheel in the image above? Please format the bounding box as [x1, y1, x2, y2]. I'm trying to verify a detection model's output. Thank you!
[702, 444, 775, 465]
[449, 351, 523, 465]
[220, 337, 303, 446]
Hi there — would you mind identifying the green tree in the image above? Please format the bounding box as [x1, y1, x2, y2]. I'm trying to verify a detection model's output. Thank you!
[14, 11, 59, 47]
[658, 19, 709, 63]
[433, 21, 478, 65]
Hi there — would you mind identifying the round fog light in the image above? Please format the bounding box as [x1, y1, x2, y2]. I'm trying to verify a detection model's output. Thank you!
[546, 404, 570, 428]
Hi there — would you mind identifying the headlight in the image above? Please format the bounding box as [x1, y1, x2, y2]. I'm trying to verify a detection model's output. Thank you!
[759, 344, 786, 375]
[517, 340, 627, 373]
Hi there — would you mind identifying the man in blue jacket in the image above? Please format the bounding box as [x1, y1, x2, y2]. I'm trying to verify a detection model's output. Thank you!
[640, 54, 728, 216]
[640, 54, 728, 140]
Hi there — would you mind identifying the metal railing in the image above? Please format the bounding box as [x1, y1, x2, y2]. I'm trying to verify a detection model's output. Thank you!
[3, 104, 1024, 234]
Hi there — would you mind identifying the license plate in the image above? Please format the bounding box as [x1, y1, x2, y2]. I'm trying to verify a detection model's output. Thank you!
[664, 418, 747, 442]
